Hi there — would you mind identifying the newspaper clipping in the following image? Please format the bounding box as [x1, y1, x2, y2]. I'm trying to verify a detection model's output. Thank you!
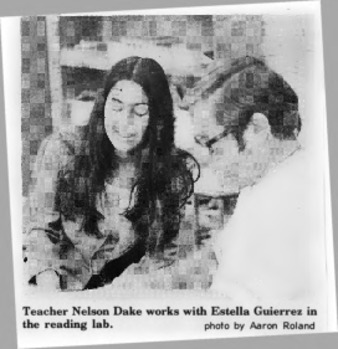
[1, 1, 337, 348]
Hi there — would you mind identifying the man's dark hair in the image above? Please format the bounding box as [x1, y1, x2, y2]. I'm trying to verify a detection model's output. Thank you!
[188, 56, 301, 150]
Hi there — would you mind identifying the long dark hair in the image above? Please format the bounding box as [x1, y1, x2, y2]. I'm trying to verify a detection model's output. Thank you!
[56, 56, 199, 255]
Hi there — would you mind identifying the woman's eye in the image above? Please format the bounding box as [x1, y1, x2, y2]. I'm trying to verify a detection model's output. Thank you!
[111, 100, 123, 111]
[133, 104, 149, 117]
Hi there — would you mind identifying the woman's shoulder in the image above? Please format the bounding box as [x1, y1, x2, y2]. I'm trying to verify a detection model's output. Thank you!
[34, 128, 87, 174]
[40, 127, 85, 155]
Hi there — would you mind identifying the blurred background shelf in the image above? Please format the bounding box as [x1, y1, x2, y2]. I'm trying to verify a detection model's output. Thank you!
[59, 39, 212, 77]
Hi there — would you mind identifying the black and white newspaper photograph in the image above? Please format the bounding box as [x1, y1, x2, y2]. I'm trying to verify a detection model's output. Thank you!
[1, 1, 337, 347]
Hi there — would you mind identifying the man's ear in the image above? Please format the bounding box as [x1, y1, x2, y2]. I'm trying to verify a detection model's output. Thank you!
[243, 113, 271, 146]
[251, 113, 270, 133]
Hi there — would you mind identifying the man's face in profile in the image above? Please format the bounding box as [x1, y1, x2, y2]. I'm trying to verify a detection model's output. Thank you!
[185, 56, 301, 197]
[191, 99, 290, 196]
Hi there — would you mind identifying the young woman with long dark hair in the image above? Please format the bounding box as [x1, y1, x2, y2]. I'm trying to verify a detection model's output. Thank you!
[24, 56, 199, 291]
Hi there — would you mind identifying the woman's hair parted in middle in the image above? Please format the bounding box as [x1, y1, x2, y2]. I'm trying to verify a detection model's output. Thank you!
[55, 56, 199, 253]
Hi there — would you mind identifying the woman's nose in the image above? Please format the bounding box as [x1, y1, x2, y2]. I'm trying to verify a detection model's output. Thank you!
[120, 106, 134, 125]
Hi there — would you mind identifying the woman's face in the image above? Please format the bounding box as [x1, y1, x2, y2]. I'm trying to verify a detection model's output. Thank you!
[104, 80, 150, 155]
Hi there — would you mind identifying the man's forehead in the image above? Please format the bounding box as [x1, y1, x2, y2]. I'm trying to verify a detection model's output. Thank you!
[191, 90, 242, 128]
